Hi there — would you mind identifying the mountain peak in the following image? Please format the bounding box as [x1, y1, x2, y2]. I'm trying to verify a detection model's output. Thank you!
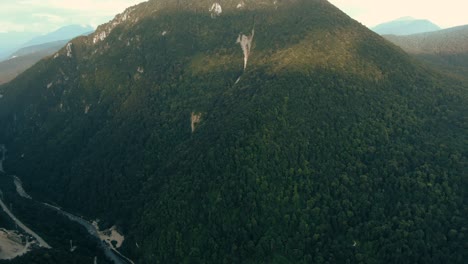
[23, 24, 94, 47]
[373, 17, 440, 35]
[87, 0, 327, 47]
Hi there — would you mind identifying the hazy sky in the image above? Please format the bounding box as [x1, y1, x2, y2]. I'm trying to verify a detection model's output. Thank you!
[329, 0, 467, 28]
[0, 0, 466, 33]
[0, 0, 146, 33]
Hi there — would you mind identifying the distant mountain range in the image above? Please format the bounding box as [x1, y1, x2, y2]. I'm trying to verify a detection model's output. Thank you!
[373, 17, 441, 35]
[0, 25, 94, 84]
[0, 40, 68, 84]
[0, 32, 40, 60]
[384, 24, 468, 78]
[0, 25, 93, 61]
[22, 25, 94, 47]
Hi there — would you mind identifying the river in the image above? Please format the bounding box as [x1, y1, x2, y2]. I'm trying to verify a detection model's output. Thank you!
[0, 144, 134, 264]
[42, 203, 133, 264]
[0, 192, 51, 248]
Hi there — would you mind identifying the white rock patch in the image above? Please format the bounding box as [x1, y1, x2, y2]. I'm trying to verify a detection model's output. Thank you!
[236, 29, 255, 70]
[191, 112, 202, 132]
[0, 229, 30, 260]
[66, 43, 73, 58]
[92, 6, 136, 45]
[237, 1, 245, 9]
[93, 31, 107, 44]
[97, 226, 125, 249]
[209, 3, 222, 18]
[13, 176, 32, 199]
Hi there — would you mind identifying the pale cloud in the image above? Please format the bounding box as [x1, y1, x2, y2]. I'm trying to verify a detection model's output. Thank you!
[0, 22, 26, 33]
[0, 0, 146, 33]
[32, 13, 65, 24]
[329, 0, 468, 28]
[17, 0, 145, 15]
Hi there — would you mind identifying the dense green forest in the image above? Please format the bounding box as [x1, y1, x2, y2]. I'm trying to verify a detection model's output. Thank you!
[0, 0, 466, 263]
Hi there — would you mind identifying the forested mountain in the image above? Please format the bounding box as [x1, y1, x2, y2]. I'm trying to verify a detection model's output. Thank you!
[0, 0, 466, 263]
[372, 17, 441, 36]
[384, 25, 468, 78]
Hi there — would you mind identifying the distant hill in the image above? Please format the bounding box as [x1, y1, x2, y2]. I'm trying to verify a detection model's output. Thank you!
[10, 40, 69, 58]
[0, 25, 92, 60]
[0, 32, 40, 61]
[23, 25, 94, 47]
[373, 17, 441, 35]
[0, 25, 94, 84]
[0, 40, 68, 84]
[384, 25, 468, 78]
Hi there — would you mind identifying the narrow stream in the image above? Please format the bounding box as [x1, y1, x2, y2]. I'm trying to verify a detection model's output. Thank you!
[0, 193, 51, 249]
[43, 203, 129, 264]
[42, 203, 131, 264]
[0, 144, 134, 264]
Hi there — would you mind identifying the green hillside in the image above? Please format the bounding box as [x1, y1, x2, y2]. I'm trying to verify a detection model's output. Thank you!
[384, 25, 468, 79]
[0, 0, 466, 263]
